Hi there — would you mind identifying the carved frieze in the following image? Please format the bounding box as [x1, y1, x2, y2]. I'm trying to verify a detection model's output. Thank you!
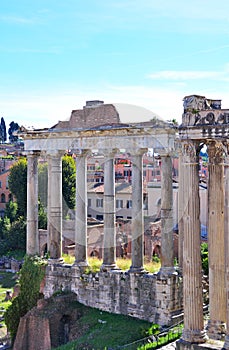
[182, 111, 229, 127]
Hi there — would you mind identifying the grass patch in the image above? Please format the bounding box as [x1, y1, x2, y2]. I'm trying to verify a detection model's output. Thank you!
[138, 325, 183, 349]
[0, 271, 18, 339]
[54, 302, 155, 350]
[62, 256, 161, 274]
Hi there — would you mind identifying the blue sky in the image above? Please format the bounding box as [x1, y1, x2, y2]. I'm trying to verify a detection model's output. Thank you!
[1, 0, 229, 128]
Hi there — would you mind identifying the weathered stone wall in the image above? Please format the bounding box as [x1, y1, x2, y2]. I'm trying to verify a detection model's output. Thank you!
[43, 264, 183, 326]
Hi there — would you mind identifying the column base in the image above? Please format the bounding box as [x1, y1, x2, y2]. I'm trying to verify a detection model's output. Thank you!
[223, 334, 229, 349]
[207, 319, 226, 340]
[181, 329, 208, 344]
[48, 257, 64, 265]
[157, 266, 178, 278]
[73, 260, 89, 273]
[100, 263, 119, 272]
[128, 266, 145, 274]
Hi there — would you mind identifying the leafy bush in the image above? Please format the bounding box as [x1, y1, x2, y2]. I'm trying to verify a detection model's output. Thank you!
[4, 255, 46, 341]
[152, 255, 160, 263]
[201, 243, 208, 275]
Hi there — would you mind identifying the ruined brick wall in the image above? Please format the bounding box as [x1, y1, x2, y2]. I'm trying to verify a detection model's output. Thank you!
[13, 295, 81, 350]
[43, 265, 183, 326]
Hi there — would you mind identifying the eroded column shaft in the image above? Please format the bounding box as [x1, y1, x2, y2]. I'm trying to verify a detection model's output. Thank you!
[74, 151, 88, 266]
[48, 153, 62, 260]
[27, 152, 39, 255]
[181, 142, 207, 343]
[178, 151, 184, 270]
[129, 150, 145, 273]
[224, 151, 229, 349]
[101, 152, 117, 270]
[159, 155, 175, 275]
[207, 142, 226, 339]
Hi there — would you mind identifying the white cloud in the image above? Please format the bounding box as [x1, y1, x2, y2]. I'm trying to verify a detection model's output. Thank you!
[1, 82, 229, 130]
[149, 70, 220, 80]
[0, 15, 35, 24]
[148, 66, 229, 81]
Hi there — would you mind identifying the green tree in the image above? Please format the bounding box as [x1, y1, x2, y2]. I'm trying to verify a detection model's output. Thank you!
[0, 117, 6, 143]
[8, 121, 20, 143]
[38, 162, 48, 207]
[5, 201, 18, 223]
[38, 199, 47, 229]
[8, 155, 76, 221]
[62, 155, 76, 215]
[5, 216, 26, 253]
[8, 157, 27, 217]
[4, 255, 46, 342]
[0, 216, 10, 239]
[201, 242, 208, 275]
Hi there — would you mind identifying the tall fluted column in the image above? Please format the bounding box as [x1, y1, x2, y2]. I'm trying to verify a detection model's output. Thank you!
[178, 148, 184, 270]
[47, 152, 63, 261]
[180, 141, 207, 344]
[159, 154, 176, 276]
[207, 141, 226, 339]
[129, 149, 146, 273]
[27, 152, 39, 255]
[101, 150, 117, 271]
[74, 150, 88, 269]
[224, 145, 229, 349]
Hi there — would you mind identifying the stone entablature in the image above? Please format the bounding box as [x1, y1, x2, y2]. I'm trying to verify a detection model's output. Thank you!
[180, 94, 229, 141]
[22, 124, 176, 155]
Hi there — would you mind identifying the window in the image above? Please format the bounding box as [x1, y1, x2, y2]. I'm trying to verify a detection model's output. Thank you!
[1, 193, 5, 203]
[96, 214, 103, 221]
[126, 200, 132, 209]
[8, 193, 13, 202]
[96, 198, 103, 208]
[116, 199, 123, 208]
[0, 181, 1, 188]
[6, 177, 9, 189]
[88, 198, 92, 208]
[88, 165, 95, 171]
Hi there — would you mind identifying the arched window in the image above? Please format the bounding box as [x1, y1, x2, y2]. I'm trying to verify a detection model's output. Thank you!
[8, 193, 13, 202]
[1, 193, 5, 203]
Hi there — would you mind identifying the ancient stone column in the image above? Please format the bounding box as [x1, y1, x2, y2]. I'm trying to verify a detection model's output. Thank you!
[179, 141, 207, 344]
[207, 141, 226, 339]
[101, 150, 117, 271]
[74, 150, 88, 269]
[129, 149, 146, 273]
[159, 154, 176, 276]
[27, 152, 39, 255]
[47, 152, 63, 261]
[178, 148, 184, 270]
[224, 145, 229, 349]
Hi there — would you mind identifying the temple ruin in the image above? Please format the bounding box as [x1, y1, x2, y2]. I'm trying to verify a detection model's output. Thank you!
[20, 96, 229, 349]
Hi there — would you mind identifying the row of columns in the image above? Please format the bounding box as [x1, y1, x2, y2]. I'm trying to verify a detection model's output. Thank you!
[179, 139, 228, 346]
[26, 148, 175, 274]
